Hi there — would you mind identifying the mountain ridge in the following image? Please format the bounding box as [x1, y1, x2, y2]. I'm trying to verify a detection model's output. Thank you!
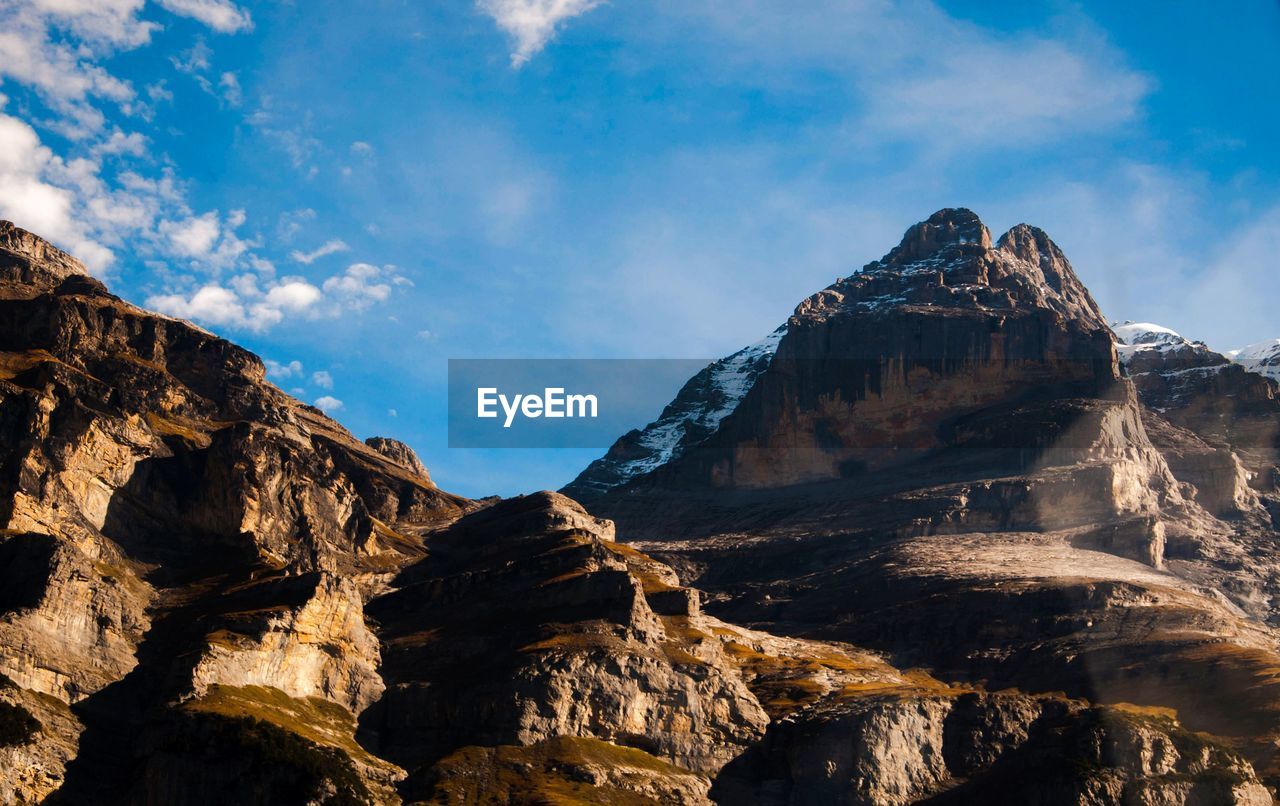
[2, 216, 1278, 804]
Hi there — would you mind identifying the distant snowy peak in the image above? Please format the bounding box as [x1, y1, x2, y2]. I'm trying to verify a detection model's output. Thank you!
[1228, 339, 1280, 382]
[1111, 321, 1199, 364]
[561, 324, 787, 500]
[1111, 322, 1280, 385]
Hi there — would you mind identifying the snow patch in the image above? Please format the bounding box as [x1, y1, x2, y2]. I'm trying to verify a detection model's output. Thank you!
[1228, 338, 1280, 382]
[607, 324, 787, 485]
[1111, 321, 1195, 363]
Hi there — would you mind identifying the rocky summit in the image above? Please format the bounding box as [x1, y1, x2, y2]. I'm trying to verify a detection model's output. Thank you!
[1, 212, 1279, 805]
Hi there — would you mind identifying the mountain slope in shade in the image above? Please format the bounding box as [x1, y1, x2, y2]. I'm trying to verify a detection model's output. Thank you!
[563, 324, 786, 501]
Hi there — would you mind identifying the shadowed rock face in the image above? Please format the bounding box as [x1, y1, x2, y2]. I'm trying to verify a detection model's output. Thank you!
[1, 218, 1276, 805]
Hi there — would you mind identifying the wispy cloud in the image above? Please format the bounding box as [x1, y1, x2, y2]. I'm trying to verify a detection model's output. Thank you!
[155, 0, 252, 34]
[477, 0, 604, 67]
[653, 0, 1149, 152]
[289, 238, 349, 264]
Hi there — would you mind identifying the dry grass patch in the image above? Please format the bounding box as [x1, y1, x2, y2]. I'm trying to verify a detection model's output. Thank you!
[183, 684, 385, 770]
[424, 736, 704, 805]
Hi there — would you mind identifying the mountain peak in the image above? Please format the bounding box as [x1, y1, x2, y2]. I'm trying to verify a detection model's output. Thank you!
[0, 220, 89, 286]
[881, 208, 992, 266]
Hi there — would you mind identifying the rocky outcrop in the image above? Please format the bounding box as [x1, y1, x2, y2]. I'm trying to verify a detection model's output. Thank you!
[0, 221, 89, 290]
[0, 673, 82, 803]
[364, 437, 432, 482]
[365, 492, 770, 796]
[422, 736, 715, 804]
[604, 209, 1132, 492]
[716, 687, 1272, 805]
[0, 532, 150, 702]
[189, 574, 384, 713]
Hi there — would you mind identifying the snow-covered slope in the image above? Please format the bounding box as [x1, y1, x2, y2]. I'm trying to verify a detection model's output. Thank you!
[1111, 321, 1197, 362]
[562, 325, 786, 500]
[1229, 339, 1280, 383]
[1112, 322, 1280, 387]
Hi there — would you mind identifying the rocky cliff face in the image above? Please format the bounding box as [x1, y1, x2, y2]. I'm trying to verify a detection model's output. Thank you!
[576, 210, 1280, 802]
[1, 217, 1277, 805]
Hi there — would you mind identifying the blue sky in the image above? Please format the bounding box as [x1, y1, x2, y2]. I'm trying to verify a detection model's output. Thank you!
[2, 0, 1278, 498]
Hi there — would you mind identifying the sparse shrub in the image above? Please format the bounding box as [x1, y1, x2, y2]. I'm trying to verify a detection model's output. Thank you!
[0, 701, 40, 747]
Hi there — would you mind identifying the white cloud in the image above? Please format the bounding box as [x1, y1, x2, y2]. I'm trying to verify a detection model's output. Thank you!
[276, 208, 316, 242]
[155, 208, 254, 269]
[350, 141, 374, 157]
[322, 262, 398, 310]
[147, 274, 325, 333]
[264, 279, 323, 312]
[0, 1, 248, 139]
[265, 358, 303, 380]
[146, 80, 173, 103]
[154, 0, 252, 33]
[149, 285, 265, 329]
[0, 6, 137, 137]
[314, 395, 344, 413]
[0, 110, 113, 271]
[147, 261, 408, 333]
[162, 211, 220, 257]
[171, 39, 212, 74]
[387, 408, 398, 418]
[92, 128, 148, 157]
[311, 370, 333, 389]
[477, 0, 604, 67]
[0, 1, 257, 276]
[863, 37, 1148, 148]
[289, 238, 349, 264]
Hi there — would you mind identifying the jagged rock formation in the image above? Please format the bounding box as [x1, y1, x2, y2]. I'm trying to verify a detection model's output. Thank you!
[1, 217, 1277, 805]
[0, 222, 472, 803]
[576, 209, 1280, 801]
